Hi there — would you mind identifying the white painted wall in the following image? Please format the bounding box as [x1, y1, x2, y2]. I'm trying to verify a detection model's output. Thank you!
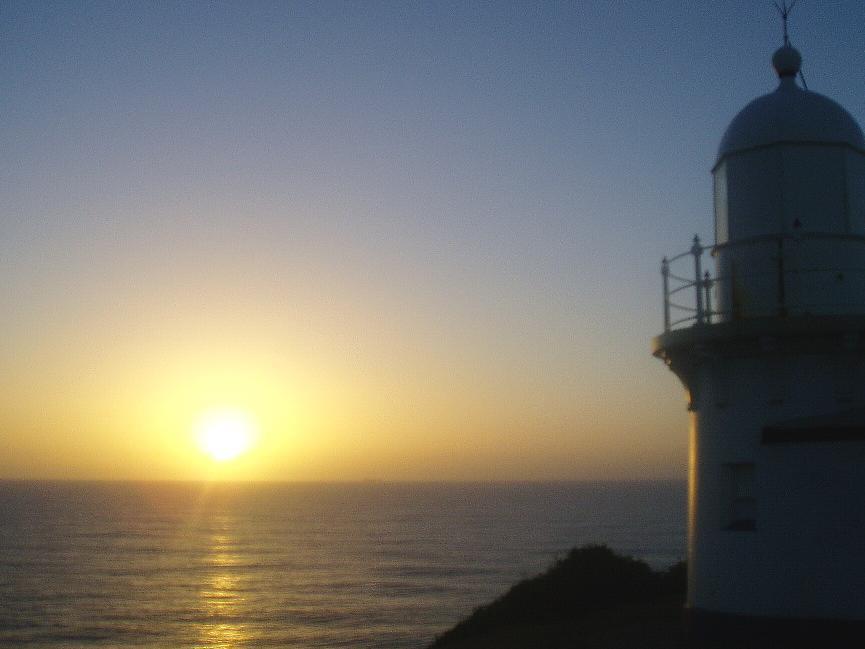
[687, 351, 865, 619]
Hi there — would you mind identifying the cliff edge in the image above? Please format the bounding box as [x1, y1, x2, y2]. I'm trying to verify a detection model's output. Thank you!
[427, 545, 687, 649]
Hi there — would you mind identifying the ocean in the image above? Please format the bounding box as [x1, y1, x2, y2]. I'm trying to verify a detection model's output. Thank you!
[0, 480, 685, 648]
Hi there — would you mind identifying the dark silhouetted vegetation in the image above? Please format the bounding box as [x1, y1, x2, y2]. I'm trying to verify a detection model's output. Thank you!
[428, 544, 686, 649]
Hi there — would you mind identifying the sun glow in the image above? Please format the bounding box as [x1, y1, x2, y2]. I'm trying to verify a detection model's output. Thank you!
[196, 409, 257, 462]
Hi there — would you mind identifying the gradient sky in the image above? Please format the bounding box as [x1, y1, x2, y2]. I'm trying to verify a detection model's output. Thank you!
[2, 1, 864, 481]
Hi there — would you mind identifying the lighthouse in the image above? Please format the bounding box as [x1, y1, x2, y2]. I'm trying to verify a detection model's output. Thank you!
[653, 34, 865, 644]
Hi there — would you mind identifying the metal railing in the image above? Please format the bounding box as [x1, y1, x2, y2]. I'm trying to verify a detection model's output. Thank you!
[661, 235, 865, 332]
[662, 235, 713, 331]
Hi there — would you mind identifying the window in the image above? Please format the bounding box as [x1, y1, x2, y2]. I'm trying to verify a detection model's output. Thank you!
[722, 463, 756, 531]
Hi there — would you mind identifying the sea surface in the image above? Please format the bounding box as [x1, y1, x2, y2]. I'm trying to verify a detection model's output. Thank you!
[0, 480, 685, 648]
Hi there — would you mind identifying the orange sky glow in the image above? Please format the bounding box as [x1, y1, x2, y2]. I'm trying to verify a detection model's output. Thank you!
[5, 3, 859, 482]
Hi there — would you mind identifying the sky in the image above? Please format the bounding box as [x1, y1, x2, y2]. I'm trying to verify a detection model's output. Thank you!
[1, 1, 864, 481]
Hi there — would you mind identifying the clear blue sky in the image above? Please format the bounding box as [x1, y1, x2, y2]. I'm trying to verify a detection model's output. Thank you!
[1, 1, 863, 480]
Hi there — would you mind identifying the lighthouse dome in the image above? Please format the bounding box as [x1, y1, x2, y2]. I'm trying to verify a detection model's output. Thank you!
[712, 45, 865, 248]
[709, 44, 865, 321]
[717, 46, 865, 161]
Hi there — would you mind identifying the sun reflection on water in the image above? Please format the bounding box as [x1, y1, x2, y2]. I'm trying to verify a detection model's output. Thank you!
[195, 528, 250, 648]
[197, 622, 247, 649]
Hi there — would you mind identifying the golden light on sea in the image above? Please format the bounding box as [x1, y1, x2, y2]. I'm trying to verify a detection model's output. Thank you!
[195, 408, 258, 462]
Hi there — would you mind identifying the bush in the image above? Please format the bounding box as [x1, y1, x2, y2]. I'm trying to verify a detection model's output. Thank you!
[430, 544, 686, 647]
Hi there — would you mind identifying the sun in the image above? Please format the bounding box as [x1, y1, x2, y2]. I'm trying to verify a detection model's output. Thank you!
[195, 409, 257, 462]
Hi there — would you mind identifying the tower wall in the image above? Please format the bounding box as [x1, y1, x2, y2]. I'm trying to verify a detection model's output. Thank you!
[665, 332, 865, 620]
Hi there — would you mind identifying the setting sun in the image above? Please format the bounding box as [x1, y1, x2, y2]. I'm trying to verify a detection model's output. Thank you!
[195, 409, 257, 462]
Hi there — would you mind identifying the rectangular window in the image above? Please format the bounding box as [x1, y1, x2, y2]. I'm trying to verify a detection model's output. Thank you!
[722, 463, 756, 531]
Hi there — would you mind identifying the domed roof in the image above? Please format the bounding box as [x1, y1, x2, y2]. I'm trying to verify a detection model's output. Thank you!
[717, 46, 865, 162]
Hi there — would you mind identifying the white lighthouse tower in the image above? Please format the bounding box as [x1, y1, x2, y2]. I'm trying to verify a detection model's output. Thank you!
[653, 24, 865, 644]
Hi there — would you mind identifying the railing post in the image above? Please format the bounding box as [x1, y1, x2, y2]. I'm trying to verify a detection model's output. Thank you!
[704, 271, 712, 324]
[661, 257, 670, 331]
[692, 235, 704, 325]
